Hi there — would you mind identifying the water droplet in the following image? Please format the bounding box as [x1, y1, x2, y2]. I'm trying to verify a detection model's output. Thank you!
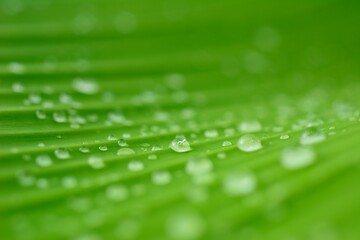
[36, 155, 52, 168]
[148, 154, 158, 160]
[117, 139, 128, 147]
[17, 170, 35, 187]
[8, 62, 25, 74]
[35, 110, 47, 119]
[88, 156, 105, 169]
[204, 129, 219, 138]
[99, 145, 108, 152]
[238, 120, 262, 133]
[237, 135, 262, 152]
[107, 135, 118, 141]
[152, 144, 163, 151]
[73, 78, 99, 95]
[281, 146, 315, 170]
[166, 212, 205, 240]
[222, 140, 232, 147]
[169, 135, 191, 153]
[128, 160, 144, 172]
[217, 152, 227, 160]
[53, 111, 67, 123]
[151, 171, 172, 185]
[223, 172, 257, 196]
[61, 176, 77, 188]
[79, 146, 90, 153]
[117, 148, 135, 156]
[55, 148, 71, 159]
[28, 93, 42, 104]
[280, 134, 289, 140]
[12, 82, 24, 93]
[300, 127, 326, 145]
[185, 157, 213, 176]
[106, 185, 128, 202]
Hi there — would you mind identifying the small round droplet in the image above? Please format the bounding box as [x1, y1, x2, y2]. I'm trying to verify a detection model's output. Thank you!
[55, 148, 71, 159]
[185, 158, 213, 176]
[53, 111, 67, 123]
[151, 171, 172, 185]
[79, 146, 90, 153]
[223, 172, 257, 196]
[99, 145, 108, 152]
[222, 141, 232, 147]
[169, 135, 191, 153]
[88, 156, 105, 169]
[36, 155, 52, 168]
[61, 176, 78, 188]
[12, 82, 25, 93]
[237, 135, 262, 152]
[73, 78, 99, 95]
[204, 129, 219, 138]
[8, 62, 25, 74]
[281, 146, 315, 170]
[238, 120, 262, 133]
[35, 110, 47, 120]
[128, 160, 144, 172]
[106, 185, 128, 202]
[148, 154, 158, 160]
[280, 134, 290, 140]
[166, 212, 205, 240]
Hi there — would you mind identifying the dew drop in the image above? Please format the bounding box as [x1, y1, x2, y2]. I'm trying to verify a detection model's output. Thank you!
[61, 176, 78, 188]
[117, 148, 135, 156]
[280, 134, 290, 140]
[185, 157, 213, 176]
[53, 111, 67, 123]
[12, 82, 24, 93]
[117, 139, 128, 147]
[281, 146, 315, 170]
[99, 145, 108, 152]
[36, 155, 52, 168]
[169, 135, 191, 153]
[204, 129, 219, 138]
[151, 171, 172, 185]
[222, 140, 232, 147]
[166, 212, 205, 240]
[148, 154, 158, 160]
[238, 120, 262, 133]
[88, 156, 105, 169]
[106, 185, 128, 202]
[55, 148, 71, 159]
[79, 146, 90, 153]
[128, 160, 144, 172]
[35, 110, 47, 120]
[223, 172, 257, 196]
[73, 78, 99, 95]
[8, 62, 25, 74]
[300, 127, 326, 145]
[237, 135, 262, 152]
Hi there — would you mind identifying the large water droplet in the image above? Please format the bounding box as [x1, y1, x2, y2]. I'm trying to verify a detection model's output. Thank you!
[169, 135, 191, 153]
[281, 146, 315, 170]
[237, 135, 262, 152]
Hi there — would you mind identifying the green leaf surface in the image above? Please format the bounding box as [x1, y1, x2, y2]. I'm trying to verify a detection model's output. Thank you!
[1, 0, 360, 239]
